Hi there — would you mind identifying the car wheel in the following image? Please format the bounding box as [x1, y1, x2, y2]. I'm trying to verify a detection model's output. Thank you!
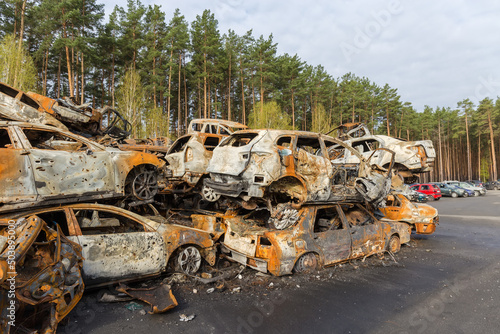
[474, 191, 479, 197]
[387, 235, 401, 253]
[175, 246, 202, 275]
[427, 195, 434, 201]
[127, 166, 158, 201]
[451, 192, 458, 198]
[293, 253, 318, 273]
[201, 184, 221, 202]
[463, 192, 468, 197]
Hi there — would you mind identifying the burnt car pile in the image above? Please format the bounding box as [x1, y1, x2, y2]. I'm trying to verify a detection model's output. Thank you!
[0, 82, 438, 332]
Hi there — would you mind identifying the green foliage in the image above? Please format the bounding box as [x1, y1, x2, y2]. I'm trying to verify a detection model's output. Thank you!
[310, 103, 331, 133]
[116, 67, 145, 137]
[248, 101, 292, 130]
[0, 33, 36, 91]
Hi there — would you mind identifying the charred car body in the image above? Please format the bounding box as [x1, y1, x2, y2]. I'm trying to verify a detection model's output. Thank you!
[204, 129, 395, 208]
[0, 121, 164, 213]
[0, 216, 84, 333]
[379, 193, 438, 234]
[330, 123, 435, 182]
[221, 203, 411, 276]
[1, 204, 220, 286]
[0, 82, 131, 140]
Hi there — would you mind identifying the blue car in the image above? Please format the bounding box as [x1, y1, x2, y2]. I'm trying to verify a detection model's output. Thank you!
[451, 185, 474, 197]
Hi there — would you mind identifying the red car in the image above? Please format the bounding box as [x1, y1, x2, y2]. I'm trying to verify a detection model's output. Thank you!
[410, 183, 441, 201]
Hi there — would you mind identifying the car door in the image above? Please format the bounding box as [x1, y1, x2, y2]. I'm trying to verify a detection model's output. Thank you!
[294, 135, 332, 201]
[69, 207, 166, 285]
[0, 126, 37, 203]
[341, 204, 384, 257]
[312, 206, 351, 265]
[16, 126, 115, 198]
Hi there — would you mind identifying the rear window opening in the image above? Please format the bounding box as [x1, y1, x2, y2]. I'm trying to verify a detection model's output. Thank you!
[204, 136, 220, 151]
[169, 136, 191, 153]
[0, 129, 12, 148]
[221, 133, 258, 147]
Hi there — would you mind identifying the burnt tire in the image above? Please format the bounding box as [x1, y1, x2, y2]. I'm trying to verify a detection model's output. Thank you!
[387, 235, 401, 253]
[451, 192, 458, 198]
[293, 253, 318, 273]
[174, 246, 202, 275]
[126, 166, 158, 201]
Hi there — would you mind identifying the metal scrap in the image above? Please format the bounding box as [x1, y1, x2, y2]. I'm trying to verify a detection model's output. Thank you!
[116, 283, 178, 314]
[0, 216, 84, 334]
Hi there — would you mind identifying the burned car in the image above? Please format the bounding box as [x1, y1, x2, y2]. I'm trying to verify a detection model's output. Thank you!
[330, 123, 435, 182]
[1, 204, 220, 286]
[204, 129, 395, 208]
[0, 216, 84, 333]
[188, 118, 247, 135]
[161, 132, 228, 198]
[0, 82, 66, 130]
[378, 193, 438, 234]
[0, 121, 164, 213]
[221, 203, 411, 276]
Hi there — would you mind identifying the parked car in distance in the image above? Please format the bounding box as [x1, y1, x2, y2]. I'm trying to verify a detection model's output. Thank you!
[0, 204, 220, 287]
[465, 180, 484, 188]
[409, 183, 442, 201]
[0, 121, 165, 213]
[484, 180, 500, 190]
[444, 181, 486, 196]
[221, 203, 411, 276]
[432, 182, 464, 198]
[379, 194, 438, 234]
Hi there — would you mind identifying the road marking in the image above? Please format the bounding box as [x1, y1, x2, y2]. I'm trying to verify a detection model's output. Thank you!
[440, 214, 500, 222]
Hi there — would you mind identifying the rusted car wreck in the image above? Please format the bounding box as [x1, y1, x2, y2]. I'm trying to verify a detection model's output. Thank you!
[0, 216, 84, 333]
[204, 129, 395, 208]
[0, 121, 165, 212]
[1, 204, 222, 284]
[0, 82, 131, 140]
[330, 123, 435, 182]
[220, 203, 411, 276]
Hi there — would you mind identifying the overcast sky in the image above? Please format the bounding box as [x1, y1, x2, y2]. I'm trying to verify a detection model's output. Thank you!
[104, 0, 500, 112]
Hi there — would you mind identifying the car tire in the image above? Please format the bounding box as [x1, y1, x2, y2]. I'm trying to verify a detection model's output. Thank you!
[175, 246, 202, 275]
[126, 166, 158, 201]
[427, 195, 434, 201]
[474, 191, 479, 197]
[451, 192, 458, 198]
[387, 235, 401, 253]
[201, 184, 221, 202]
[293, 253, 318, 273]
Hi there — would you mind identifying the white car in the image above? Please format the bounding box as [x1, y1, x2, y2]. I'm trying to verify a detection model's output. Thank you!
[330, 123, 435, 182]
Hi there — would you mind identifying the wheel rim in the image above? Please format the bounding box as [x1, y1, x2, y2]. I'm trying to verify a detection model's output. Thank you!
[132, 170, 158, 200]
[201, 185, 220, 202]
[295, 253, 317, 273]
[451, 192, 457, 198]
[389, 236, 400, 253]
[178, 246, 201, 274]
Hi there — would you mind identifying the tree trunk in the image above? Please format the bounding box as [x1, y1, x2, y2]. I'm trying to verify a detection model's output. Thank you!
[465, 111, 471, 180]
[177, 53, 182, 136]
[487, 109, 497, 180]
[80, 52, 85, 104]
[167, 43, 174, 137]
[228, 52, 232, 121]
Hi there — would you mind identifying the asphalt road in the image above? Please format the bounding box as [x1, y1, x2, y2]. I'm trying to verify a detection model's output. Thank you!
[59, 191, 500, 334]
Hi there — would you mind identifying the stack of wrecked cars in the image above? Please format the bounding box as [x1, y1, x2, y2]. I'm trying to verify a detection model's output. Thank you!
[0, 81, 438, 332]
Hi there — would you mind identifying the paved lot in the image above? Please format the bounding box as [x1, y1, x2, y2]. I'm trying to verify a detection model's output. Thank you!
[59, 191, 500, 334]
